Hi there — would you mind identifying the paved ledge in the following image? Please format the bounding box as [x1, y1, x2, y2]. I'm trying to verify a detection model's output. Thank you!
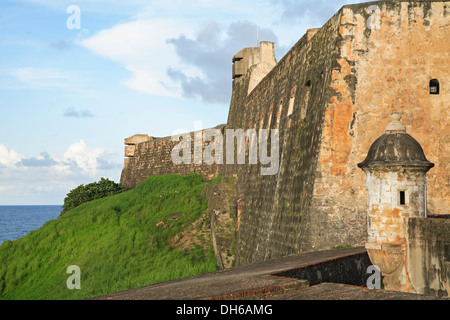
[88, 247, 442, 300]
[275, 282, 442, 300]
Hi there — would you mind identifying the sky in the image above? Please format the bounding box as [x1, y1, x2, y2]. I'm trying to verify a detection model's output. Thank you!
[0, 0, 368, 205]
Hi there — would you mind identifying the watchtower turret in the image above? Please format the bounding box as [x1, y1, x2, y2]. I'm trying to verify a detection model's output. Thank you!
[358, 112, 434, 292]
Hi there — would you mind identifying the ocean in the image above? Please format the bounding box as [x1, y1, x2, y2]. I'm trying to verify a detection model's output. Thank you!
[0, 205, 62, 245]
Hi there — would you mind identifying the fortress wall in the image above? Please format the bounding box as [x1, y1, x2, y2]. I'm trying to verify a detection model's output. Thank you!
[306, 0, 449, 251]
[120, 126, 225, 190]
[230, 12, 345, 265]
[233, 0, 449, 265]
[119, 1, 449, 268]
[407, 217, 450, 297]
[344, 0, 449, 216]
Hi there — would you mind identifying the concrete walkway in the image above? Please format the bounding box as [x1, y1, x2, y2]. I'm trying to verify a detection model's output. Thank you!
[88, 247, 441, 300]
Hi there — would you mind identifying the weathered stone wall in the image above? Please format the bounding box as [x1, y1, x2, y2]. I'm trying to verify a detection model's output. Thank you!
[120, 126, 225, 190]
[229, 17, 345, 265]
[407, 217, 450, 298]
[273, 251, 372, 287]
[120, 1, 449, 270]
[341, 0, 449, 219]
[311, 0, 449, 252]
[232, 0, 449, 265]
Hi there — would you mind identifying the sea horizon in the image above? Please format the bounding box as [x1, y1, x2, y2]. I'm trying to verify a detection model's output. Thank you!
[0, 205, 63, 245]
[0, 203, 63, 208]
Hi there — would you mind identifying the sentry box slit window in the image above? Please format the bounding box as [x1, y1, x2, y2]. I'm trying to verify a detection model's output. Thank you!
[399, 190, 408, 206]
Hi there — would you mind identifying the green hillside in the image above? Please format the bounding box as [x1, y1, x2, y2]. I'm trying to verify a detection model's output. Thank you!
[0, 174, 219, 300]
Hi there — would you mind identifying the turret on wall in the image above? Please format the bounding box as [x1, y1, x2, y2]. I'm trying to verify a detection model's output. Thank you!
[232, 41, 277, 94]
[123, 134, 153, 170]
[358, 112, 435, 293]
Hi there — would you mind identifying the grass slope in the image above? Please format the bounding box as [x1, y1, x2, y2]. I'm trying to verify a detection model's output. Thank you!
[0, 174, 219, 300]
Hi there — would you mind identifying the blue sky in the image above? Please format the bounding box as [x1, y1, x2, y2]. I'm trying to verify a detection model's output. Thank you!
[0, 0, 366, 205]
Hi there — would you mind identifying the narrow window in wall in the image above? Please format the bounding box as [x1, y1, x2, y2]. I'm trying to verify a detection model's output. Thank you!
[430, 79, 440, 95]
[287, 95, 295, 129]
[287, 86, 297, 128]
[301, 80, 312, 121]
[399, 191, 406, 205]
[287, 96, 295, 117]
[276, 101, 283, 129]
[399, 190, 408, 206]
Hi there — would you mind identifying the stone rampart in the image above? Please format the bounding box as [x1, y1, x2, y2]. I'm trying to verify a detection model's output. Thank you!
[120, 1, 449, 270]
[230, 0, 449, 265]
[120, 126, 225, 190]
[407, 217, 450, 297]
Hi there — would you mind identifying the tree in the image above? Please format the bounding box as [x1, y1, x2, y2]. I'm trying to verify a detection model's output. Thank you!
[60, 178, 124, 216]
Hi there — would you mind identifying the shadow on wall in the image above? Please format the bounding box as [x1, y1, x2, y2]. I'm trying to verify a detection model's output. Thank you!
[272, 251, 373, 287]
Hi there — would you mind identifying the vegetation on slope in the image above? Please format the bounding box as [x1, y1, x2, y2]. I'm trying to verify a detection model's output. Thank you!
[0, 174, 218, 300]
[60, 177, 124, 216]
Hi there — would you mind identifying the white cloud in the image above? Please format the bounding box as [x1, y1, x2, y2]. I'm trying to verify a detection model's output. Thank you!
[35, 185, 55, 192]
[0, 185, 15, 192]
[0, 141, 122, 204]
[0, 145, 23, 168]
[1, 140, 118, 179]
[79, 19, 191, 98]
[63, 140, 106, 176]
[11, 67, 69, 88]
[78, 15, 281, 103]
[121, 65, 179, 97]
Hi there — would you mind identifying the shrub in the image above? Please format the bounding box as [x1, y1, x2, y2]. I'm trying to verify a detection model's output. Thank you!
[60, 178, 124, 216]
